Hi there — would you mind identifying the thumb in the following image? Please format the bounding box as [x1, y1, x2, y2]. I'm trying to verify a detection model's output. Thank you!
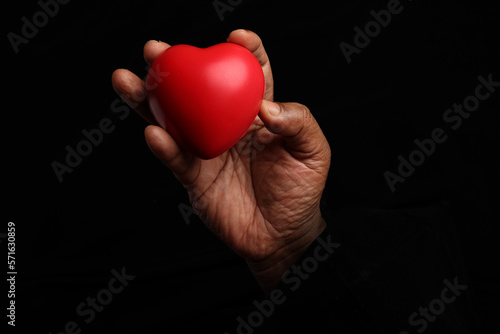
[259, 100, 331, 162]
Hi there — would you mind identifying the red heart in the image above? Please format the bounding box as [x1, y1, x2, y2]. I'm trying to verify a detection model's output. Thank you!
[146, 43, 265, 159]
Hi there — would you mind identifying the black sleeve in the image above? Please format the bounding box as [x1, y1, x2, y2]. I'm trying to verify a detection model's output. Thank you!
[263, 202, 476, 334]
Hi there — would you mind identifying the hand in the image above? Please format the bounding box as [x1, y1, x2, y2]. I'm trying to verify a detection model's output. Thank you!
[111, 29, 331, 292]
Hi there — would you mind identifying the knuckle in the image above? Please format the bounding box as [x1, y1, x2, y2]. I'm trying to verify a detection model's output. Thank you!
[290, 102, 313, 126]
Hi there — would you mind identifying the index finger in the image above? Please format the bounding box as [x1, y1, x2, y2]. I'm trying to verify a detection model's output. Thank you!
[227, 29, 274, 101]
[144, 40, 171, 65]
[111, 40, 172, 124]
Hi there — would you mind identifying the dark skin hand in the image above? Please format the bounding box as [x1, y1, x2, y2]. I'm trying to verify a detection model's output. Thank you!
[112, 29, 331, 292]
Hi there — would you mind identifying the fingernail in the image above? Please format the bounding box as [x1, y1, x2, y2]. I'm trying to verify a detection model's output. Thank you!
[267, 101, 281, 116]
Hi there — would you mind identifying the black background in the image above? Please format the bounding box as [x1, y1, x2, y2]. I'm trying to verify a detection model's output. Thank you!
[4, 0, 500, 333]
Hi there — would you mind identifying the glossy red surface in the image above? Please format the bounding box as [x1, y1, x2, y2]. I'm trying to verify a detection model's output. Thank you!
[146, 43, 265, 159]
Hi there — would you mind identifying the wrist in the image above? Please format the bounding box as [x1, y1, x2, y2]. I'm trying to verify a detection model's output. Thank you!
[246, 214, 327, 293]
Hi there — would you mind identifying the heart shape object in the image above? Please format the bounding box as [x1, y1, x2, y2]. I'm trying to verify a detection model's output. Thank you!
[146, 43, 265, 159]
